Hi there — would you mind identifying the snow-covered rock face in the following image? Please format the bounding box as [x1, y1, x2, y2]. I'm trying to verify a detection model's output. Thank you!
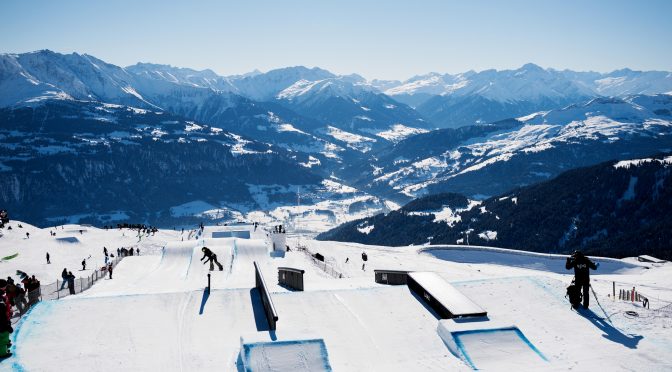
[0, 51, 147, 107]
[231, 66, 336, 101]
[276, 77, 373, 102]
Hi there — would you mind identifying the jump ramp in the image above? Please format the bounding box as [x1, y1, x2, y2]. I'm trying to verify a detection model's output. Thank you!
[240, 336, 333, 372]
[227, 238, 271, 288]
[438, 320, 548, 370]
[408, 272, 487, 319]
[55, 236, 80, 244]
[212, 230, 251, 239]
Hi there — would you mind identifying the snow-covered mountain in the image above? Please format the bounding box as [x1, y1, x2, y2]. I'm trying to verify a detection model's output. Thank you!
[2, 50, 672, 226]
[0, 50, 154, 108]
[350, 94, 672, 200]
[125, 62, 238, 92]
[379, 64, 672, 128]
[275, 76, 430, 136]
[319, 153, 672, 260]
[0, 97, 396, 228]
[231, 66, 336, 101]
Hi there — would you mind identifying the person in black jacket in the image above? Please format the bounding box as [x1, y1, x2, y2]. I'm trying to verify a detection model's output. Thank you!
[565, 251, 599, 309]
[200, 247, 223, 271]
[67, 272, 76, 295]
[59, 268, 68, 290]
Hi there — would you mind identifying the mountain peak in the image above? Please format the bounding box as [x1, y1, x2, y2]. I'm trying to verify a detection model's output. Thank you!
[518, 63, 545, 72]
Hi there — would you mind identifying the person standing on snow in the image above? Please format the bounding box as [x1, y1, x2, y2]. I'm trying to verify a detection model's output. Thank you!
[81, 259, 86, 271]
[565, 251, 598, 309]
[361, 252, 368, 271]
[67, 272, 75, 295]
[0, 280, 13, 358]
[108, 263, 113, 279]
[200, 247, 223, 271]
[60, 268, 68, 290]
[14, 284, 27, 314]
[46, 252, 50, 264]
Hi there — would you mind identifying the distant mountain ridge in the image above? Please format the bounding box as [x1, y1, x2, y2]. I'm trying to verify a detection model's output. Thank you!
[317, 153, 672, 260]
[2, 50, 672, 228]
[376, 64, 672, 128]
[3, 50, 672, 129]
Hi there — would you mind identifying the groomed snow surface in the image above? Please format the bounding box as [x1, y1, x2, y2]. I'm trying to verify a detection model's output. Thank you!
[1, 224, 671, 371]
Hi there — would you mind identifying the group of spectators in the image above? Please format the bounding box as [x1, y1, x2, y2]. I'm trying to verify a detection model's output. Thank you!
[0, 271, 42, 356]
[3, 273, 38, 314]
[117, 247, 139, 257]
[108, 223, 158, 236]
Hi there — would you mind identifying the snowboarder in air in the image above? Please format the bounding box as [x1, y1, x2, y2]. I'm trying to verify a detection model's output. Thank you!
[200, 247, 223, 271]
[565, 250, 598, 309]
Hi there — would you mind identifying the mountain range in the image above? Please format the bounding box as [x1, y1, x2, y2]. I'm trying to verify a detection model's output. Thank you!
[1, 49, 671, 230]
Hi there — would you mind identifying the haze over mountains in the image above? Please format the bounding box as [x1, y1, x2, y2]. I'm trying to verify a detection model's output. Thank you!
[1, 49, 671, 235]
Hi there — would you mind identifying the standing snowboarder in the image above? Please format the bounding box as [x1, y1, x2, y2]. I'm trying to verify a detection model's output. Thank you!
[200, 247, 223, 271]
[67, 272, 75, 295]
[565, 251, 598, 309]
[60, 268, 68, 290]
[361, 252, 368, 271]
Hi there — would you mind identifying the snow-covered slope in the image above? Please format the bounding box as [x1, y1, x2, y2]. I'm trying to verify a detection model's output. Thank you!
[2, 222, 670, 371]
[359, 94, 672, 199]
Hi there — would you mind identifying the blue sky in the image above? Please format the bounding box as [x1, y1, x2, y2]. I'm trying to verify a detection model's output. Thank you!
[1, 0, 670, 80]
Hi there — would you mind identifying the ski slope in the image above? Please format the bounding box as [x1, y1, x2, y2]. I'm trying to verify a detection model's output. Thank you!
[1, 222, 671, 371]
